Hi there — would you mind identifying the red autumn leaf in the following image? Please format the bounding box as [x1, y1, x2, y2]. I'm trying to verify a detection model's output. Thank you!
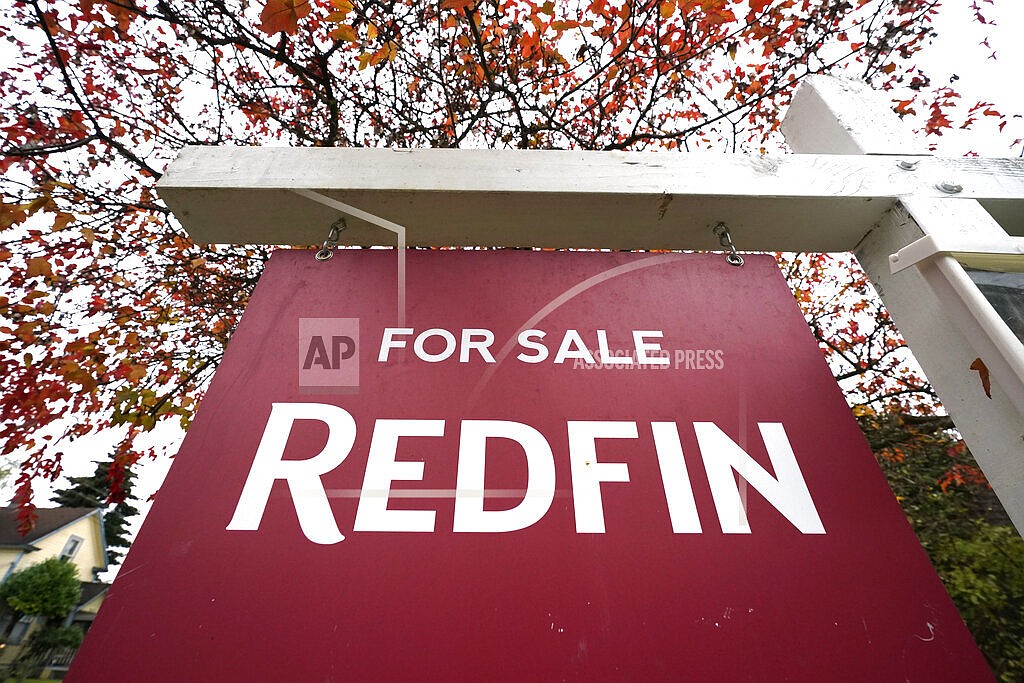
[258, 0, 311, 36]
[892, 99, 916, 116]
[13, 481, 37, 536]
[969, 357, 992, 399]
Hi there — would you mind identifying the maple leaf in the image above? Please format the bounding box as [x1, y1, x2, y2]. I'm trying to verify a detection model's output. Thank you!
[26, 256, 53, 279]
[258, 0, 311, 36]
[52, 212, 75, 231]
[127, 364, 148, 384]
[892, 99, 916, 116]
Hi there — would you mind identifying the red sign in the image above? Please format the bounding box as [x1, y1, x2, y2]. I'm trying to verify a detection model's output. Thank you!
[70, 250, 992, 681]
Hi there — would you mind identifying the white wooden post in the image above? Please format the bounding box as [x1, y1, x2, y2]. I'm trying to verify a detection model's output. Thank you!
[783, 75, 1024, 532]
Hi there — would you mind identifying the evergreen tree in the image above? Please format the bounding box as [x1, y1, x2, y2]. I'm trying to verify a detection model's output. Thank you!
[51, 461, 138, 566]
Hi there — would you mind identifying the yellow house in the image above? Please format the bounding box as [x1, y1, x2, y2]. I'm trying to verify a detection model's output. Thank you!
[0, 507, 110, 678]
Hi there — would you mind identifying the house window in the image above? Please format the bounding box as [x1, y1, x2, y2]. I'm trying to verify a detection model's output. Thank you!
[59, 535, 83, 561]
[965, 268, 1024, 344]
[6, 615, 33, 646]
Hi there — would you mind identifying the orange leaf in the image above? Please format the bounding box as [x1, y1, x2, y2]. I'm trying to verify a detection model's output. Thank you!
[892, 99, 916, 116]
[14, 321, 38, 342]
[52, 212, 75, 231]
[258, 0, 311, 36]
[660, 2, 674, 18]
[330, 24, 357, 42]
[127, 364, 147, 384]
[368, 47, 388, 66]
[441, 0, 476, 11]
[327, 0, 352, 18]
[969, 357, 992, 399]
[26, 257, 53, 279]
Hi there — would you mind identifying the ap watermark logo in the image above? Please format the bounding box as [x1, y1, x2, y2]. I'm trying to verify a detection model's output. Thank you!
[299, 318, 359, 393]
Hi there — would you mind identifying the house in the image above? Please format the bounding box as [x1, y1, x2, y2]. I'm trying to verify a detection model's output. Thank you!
[0, 507, 110, 678]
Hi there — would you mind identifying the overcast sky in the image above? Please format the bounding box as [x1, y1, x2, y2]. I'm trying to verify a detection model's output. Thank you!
[915, 0, 1023, 157]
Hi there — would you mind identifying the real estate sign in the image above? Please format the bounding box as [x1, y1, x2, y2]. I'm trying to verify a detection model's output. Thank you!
[69, 250, 993, 681]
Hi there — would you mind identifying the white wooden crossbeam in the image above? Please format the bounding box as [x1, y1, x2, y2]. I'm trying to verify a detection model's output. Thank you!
[156, 147, 1024, 250]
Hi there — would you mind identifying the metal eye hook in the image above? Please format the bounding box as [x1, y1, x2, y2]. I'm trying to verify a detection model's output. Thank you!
[315, 217, 347, 261]
[713, 222, 744, 267]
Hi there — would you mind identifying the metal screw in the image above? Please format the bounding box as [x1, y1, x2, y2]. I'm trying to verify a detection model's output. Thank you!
[896, 160, 920, 171]
[936, 181, 963, 194]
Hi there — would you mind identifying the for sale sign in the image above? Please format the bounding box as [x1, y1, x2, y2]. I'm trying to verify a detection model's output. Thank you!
[70, 250, 992, 682]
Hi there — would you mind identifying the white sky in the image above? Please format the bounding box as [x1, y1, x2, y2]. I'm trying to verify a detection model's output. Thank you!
[3, 0, 1022, 579]
[913, 0, 1024, 157]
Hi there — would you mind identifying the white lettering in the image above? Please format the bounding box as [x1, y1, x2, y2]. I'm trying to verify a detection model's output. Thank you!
[226, 402, 356, 545]
[516, 329, 548, 363]
[414, 328, 457, 362]
[695, 422, 825, 534]
[651, 422, 702, 533]
[459, 328, 496, 363]
[226, 409, 826, 542]
[353, 419, 444, 532]
[567, 421, 635, 533]
[453, 421, 555, 532]
[633, 330, 669, 366]
[596, 330, 632, 365]
[553, 330, 595, 365]
[378, 327, 413, 362]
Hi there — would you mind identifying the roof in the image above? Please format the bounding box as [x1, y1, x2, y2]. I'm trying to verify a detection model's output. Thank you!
[0, 506, 100, 546]
[77, 581, 109, 607]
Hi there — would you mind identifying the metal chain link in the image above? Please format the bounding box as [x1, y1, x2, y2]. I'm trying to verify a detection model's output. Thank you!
[712, 222, 744, 267]
[314, 218, 347, 261]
